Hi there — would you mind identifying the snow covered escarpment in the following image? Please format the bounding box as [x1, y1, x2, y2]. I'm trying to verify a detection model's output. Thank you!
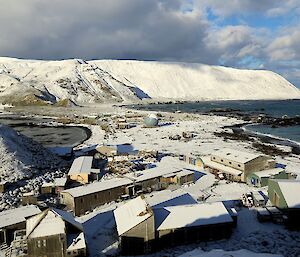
[0, 57, 299, 104]
[0, 125, 63, 182]
[93, 60, 300, 100]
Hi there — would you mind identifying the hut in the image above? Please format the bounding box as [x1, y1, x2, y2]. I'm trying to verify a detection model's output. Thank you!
[268, 179, 300, 228]
[60, 177, 133, 216]
[154, 202, 234, 249]
[0, 205, 41, 244]
[114, 196, 155, 255]
[21, 192, 38, 206]
[26, 209, 87, 257]
[68, 156, 101, 184]
[247, 168, 288, 187]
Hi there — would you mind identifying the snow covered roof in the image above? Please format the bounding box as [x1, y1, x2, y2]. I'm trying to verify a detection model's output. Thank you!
[61, 177, 133, 198]
[124, 166, 185, 182]
[154, 202, 233, 231]
[67, 232, 86, 251]
[253, 168, 285, 178]
[276, 180, 300, 208]
[114, 196, 153, 236]
[145, 189, 197, 209]
[0, 205, 41, 229]
[174, 169, 195, 178]
[54, 177, 68, 187]
[68, 156, 99, 175]
[202, 156, 242, 176]
[27, 211, 66, 238]
[212, 148, 262, 164]
[27, 208, 83, 238]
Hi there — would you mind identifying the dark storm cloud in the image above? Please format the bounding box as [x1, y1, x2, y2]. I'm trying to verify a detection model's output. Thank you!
[0, 0, 210, 62]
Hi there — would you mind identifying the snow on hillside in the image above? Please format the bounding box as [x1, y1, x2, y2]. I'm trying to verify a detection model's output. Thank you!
[0, 57, 299, 104]
[0, 57, 140, 105]
[0, 124, 63, 182]
[94, 60, 300, 100]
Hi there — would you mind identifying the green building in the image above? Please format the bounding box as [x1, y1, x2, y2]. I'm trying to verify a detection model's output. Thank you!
[247, 168, 288, 187]
[268, 179, 300, 228]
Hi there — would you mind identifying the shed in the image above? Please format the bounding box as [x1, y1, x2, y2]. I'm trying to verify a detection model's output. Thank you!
[0, 205, 41, 244]
[247, 168, 288, 187]
[68, 156, 101, 184]
[154, 202, 234, 249]
[26, 209, 86, 257]
[268, 179, 300, 228]
[60, 177, 133, 216]
[114, 196, 155, 255]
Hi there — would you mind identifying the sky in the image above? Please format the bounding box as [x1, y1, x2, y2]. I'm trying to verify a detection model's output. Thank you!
[0, 0, 300, 87]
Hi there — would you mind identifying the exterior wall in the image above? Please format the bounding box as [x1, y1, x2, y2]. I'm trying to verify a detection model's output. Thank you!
[210, 155, 245, 172]
[41, 186, 53, 194]
[248, 171, 289, 187]
[63, 186, 127, 216]
[121, 215, 155, 255]
[140, 178, 160, 192]
[27, 234, 66, 257]
[177, 174, 194, 185]
[207, 167, 241, 182]
[243, 156, 275, 182]
[69, 173, 89, 184]
[0, 222, 26, 244]
[0, 183, 6, 193]
[67, 246, 87, 257]
[268, 180, 288, 209]
[60, 192, 75, 212]
[156, 222, 233, 250]
[21, 196, 38, 205]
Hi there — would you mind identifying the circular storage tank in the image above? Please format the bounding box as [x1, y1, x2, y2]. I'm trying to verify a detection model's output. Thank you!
[144, 114, 159, 127]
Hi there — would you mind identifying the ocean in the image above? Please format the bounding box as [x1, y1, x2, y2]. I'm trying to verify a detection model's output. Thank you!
[130, 99, 300, 143]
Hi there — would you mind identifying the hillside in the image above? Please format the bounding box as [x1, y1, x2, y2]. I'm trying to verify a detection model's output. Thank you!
[0, 124, 63, 182]
[0, 57, 299, 105]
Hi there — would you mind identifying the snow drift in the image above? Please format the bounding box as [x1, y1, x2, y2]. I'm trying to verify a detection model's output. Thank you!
[0, 57, 299, 104]
[0, 125, 62, 182]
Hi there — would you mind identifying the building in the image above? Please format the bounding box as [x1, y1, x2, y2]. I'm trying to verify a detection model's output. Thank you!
[26, 209, 87, 257]
[114, 196, 155, 255]
[60, 177, 133, 216]
[68, 156, 101, 184]
[40, 177, 68, 195]
[268, 179, 300, 228]
[179, 154, 204, 168]
[0, 205, 41, 244]
[203, 148, 276, 182]
[21, 192, 38, 205]
[124, 163, 195, 193]
[154, 202, 234, 249]
[160, 170, 194, 188]
[0, 181, 7, 193]
[114, 197, 234, 254]
[247, 168, 289, 187]
[145, 189, 197, 209]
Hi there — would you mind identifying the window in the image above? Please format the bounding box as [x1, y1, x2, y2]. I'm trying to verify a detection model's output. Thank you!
[37, 240, 41, 248]
[212, 157, 216, 160]
[80, 198, 84, 203]
[238, 164, 241, 167]
[221, 159, 223, 162]
[43, 240, 46, 247]
[229, 162, 232, 164]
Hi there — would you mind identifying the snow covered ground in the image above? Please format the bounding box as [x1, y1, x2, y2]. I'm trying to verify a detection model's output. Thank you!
[70, 108, 300, 257]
